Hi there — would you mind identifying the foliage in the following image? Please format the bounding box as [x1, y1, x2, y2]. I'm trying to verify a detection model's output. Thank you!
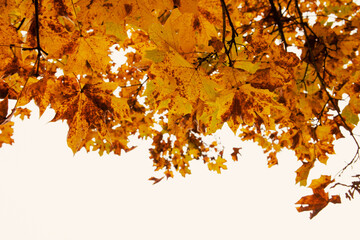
[1, 0, 360, 218]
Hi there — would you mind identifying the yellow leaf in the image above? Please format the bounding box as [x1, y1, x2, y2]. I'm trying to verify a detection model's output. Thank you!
[295, 161, 314, 186]
[14, 107, 31, 120]
[0, 121, 14, 147]
[105, 21, 127, 41]
[63, 34, 112, 74]
[201, 78, 221, 101]
[308, 175, 333, 190]
[342, 105, 359, 126]
[234, 61, 261, 74]
[315, 125, 332, 142]
[145, 48, 166, 63]
[67, 108, 90, 154]
[169, 96, 193, 115]
[208, 156, 227, 173]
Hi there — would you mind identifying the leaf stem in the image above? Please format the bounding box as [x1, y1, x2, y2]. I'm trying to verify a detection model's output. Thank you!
[33, 0, 48, 75]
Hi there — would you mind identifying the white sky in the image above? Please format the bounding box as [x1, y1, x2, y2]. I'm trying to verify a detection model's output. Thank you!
[1, 103, 360, 240]
[2, 23, 360, 237]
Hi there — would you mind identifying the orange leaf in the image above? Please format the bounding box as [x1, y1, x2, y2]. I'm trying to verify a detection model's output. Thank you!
[0, 121, 14, 147]
[14, 107, 31, 120]
[231, 147, 241, 161]
[0, 95, 8, 121]
[296, 175, 341, 219]
[0, 96, 16, 126]
[308, 175, 333, 190]
[208, 156, 227, 173]
[148, 176, 164, 185]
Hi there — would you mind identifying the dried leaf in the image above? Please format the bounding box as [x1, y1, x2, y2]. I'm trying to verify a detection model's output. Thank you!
[296, 175, 341, 219]
[148, 176, 164, 185]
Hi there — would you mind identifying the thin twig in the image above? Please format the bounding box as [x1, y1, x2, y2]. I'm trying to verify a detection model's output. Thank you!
[220, 0, 238, 67]
[33, 0, 48, 75]
[130, 76, 149, 109]
[16, 18, 26, 31]
[269, 0, 288, 48]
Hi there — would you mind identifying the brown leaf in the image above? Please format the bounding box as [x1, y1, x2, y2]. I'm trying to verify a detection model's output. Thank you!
[0, 96, 8, 123]
[296, 175, 341, 219]
[148, 176, 164, 185]
[231, 147, 241, 161]
[0, 95, 16, 126]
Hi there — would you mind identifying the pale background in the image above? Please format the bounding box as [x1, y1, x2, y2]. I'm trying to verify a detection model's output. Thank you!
[1, 39, 360, 239]
[0, 102, 360, 240]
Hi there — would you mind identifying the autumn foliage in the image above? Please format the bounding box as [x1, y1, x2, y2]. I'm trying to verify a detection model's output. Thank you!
[1, 0, 360, 218]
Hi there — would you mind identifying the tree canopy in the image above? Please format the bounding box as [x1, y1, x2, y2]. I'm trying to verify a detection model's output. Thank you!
[1, 0, 360, 218]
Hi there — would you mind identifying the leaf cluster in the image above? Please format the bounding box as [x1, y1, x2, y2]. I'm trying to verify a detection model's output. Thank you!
[1, 0, 360, 218]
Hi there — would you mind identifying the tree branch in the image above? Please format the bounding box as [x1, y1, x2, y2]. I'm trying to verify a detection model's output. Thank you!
[220, 0, 238, 67]
[33, 0, 48, 75]
[269, 0, 288, 48]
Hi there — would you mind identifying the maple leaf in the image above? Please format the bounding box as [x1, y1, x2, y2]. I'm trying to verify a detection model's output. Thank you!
[62, 33, 113, 74]
[14, 107, 31, 120]
[49, 75, 130, 154]
[16, 77, 53, 116]
[208, 156, 227, 174]
[0, 121, 14, 147]
[296, 175, 341, 219]
[66, 102, 90, 154]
